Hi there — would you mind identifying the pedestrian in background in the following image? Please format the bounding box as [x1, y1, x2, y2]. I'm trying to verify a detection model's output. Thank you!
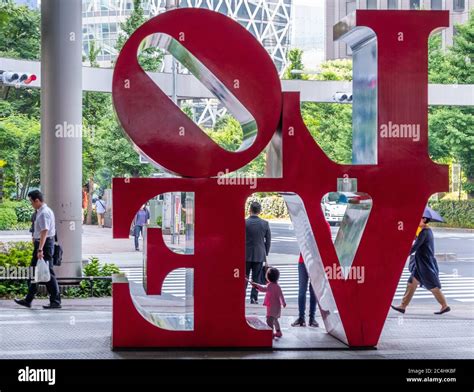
[133, 204, 150, 251]
[392, 214, 450, 315]
[82, 184, 88, 224]
[245, 201, 271, 304]
[291, 220, 330, 327]
[95, 196, 106, 228]
[291, 253, 319, 327]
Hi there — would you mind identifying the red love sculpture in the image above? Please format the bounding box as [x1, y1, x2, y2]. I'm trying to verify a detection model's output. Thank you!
[111, 9, 449, 348]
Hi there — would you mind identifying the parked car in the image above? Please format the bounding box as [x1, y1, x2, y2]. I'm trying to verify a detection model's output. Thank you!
[322, 193, 347, 225]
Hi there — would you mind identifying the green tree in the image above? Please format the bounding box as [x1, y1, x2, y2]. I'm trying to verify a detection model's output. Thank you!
[207, 115, 243, 152]
[447, 11, 474, 85]
[283, 48, 306, 80]
[0, 1, 40, 118]
[86, 40, 101, 68]
[428, 34, 454, 84]
[204, 115, 266, 176]
[0, 1, 157, 203]
[312, 59, 352, 81]
[94, 117, 154, 179]
[0, 1, 40, 60]
[82, 41, 110, 223]
[428, 11, 474, 198]
[76, 0, 164, 190]
[300, 58, 353, 164]
[0, 115, 22, 197]
[302, 102, 352, 164]
[16, 124, 40, 198]
[0, 114, 40, 199]
[114, 0, 163, 72]
[429, 106, 474, 197]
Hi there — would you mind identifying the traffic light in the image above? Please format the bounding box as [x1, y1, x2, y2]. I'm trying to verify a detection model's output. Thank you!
[0, 70, 37, 87]
[18, 73, 37, 85]
[333, 92, 353, 103]
[0, 71, 19, 85]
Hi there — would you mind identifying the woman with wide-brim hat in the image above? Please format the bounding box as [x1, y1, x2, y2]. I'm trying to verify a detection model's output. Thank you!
[391, 207, 451, 315]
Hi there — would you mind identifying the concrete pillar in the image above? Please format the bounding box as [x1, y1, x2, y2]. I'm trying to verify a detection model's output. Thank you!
[40, 0, 83, 277]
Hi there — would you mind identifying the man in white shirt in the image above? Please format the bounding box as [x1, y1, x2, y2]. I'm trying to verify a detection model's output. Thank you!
[14, 190, 61, 309]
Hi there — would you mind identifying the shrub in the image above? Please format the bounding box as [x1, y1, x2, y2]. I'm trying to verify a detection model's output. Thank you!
[7, 222, 31, 230]
[246, 196, 289, 219]
[0, 243, 121, 298]
[79, 256, 120, 297]
[0, 207, 18, 230]
[0, 200, 17, 208]
[0, 199, 34, 223]
[429, 200, 474, 229]
[0, 241, 33, 298]
[0, 241, 33, 267]
[13, 199, 34, 223]
[0, 281, 28, 297]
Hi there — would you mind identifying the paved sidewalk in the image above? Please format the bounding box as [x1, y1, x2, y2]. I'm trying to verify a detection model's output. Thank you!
[0, 298, 472, 359]
[1, 225, 472, 359]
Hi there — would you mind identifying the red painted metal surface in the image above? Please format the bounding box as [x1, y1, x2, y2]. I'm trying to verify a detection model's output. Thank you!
[111, 9, 449, 348]
[112, 8, 282, 178]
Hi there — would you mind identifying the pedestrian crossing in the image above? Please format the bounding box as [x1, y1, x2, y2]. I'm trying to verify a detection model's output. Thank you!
[394, 270, 474, 303]
[272, 236, 299, 242]
[119, 264, 474, 303]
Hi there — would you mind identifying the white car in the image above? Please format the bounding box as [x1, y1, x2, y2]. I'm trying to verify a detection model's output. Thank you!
[322, 195, 347, 225]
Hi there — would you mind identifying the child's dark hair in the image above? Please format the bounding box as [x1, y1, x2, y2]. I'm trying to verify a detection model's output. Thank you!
[266, 267, 280, 283]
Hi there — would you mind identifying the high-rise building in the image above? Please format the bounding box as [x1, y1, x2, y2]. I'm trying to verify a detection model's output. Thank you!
[291, 1, 325, 67]
[325, 0, 473, 60]
[82, 1, 292, 127]
[83, 0, 292, 72]
[8, 0, 293, 72]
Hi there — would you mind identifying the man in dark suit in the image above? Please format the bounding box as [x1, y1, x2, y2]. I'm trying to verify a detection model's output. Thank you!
[245, 201, 271, 304]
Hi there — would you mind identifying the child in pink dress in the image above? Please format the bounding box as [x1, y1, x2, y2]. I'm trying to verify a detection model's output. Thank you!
[248, 267, 286, 338]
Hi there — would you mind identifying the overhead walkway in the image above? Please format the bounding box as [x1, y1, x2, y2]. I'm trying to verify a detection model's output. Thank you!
[1, 57, 472, 105]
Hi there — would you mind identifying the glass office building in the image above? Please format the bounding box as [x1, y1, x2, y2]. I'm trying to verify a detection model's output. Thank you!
[82, 0, 292, 72]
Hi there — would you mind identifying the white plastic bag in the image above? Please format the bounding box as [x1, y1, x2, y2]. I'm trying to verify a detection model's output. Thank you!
[34, 258, 51, 283]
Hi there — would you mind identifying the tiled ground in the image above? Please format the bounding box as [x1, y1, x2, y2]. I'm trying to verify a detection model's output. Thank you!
[0, 299, 472, 359]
